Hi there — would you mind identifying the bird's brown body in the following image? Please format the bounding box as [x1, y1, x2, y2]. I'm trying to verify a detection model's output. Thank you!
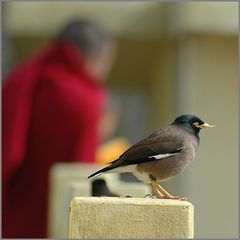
[107, 125, 199, 184]
[136, 125, 199, 183]
[89, 114, 214, 200]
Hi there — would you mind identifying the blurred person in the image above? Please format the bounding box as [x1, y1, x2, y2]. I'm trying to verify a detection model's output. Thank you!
[2, 19, 116, 238]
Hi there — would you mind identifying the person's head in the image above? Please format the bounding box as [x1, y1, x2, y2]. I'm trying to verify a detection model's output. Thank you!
[57, 19, 116, 81]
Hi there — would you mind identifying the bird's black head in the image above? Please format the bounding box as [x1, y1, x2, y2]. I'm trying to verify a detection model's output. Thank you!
[172, 114, 215, 136]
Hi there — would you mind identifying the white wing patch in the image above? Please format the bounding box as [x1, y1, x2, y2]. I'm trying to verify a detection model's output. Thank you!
[148, 147, 184, 160]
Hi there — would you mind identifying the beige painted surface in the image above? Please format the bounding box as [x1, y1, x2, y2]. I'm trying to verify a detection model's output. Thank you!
[69, 197, 194, 239]
[3, 2, 237, 36]
[166, 2, 238, 35]
[3, 2, 164, 36]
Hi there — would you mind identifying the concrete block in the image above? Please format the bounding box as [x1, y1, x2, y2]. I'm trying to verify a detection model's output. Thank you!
[48, 163, 119, 238]
[61, 181, 151, 238]
[50, 180, 91, 238]
[69, 197, 194, 239]
[48, 163, 151, 238]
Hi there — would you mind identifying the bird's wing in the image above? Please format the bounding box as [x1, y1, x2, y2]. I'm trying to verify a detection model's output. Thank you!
[110, 126, 184, 167]
[88, 126, 185, 178]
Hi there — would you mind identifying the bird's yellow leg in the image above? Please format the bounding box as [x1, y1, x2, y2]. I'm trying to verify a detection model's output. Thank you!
[153, 181, 175, 198]
[151, 179, 187, 200]
[150, 180, 164, 198]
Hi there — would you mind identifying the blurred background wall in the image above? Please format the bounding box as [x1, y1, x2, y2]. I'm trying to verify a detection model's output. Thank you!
[2, 2, 238, 238]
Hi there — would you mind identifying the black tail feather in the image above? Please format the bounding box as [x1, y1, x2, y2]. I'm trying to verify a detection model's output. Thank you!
[88, 165, 114, 179]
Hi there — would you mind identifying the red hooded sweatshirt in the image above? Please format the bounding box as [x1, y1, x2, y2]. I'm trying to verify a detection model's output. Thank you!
[2, 42, 106, 237]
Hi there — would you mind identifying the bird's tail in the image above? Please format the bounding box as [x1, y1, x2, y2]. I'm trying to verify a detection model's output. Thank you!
[88, 165, 115, 179]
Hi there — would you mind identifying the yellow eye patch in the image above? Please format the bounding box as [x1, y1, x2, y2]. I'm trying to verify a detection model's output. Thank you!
[193, 122, 200, 128]
[193, 122, 216, 128]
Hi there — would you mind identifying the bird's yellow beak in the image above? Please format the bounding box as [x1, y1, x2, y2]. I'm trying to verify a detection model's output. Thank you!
[199, 122, 216, 128]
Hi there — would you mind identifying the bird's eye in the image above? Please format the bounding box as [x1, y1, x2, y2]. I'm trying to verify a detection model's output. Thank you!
[193, 122, 200, 128]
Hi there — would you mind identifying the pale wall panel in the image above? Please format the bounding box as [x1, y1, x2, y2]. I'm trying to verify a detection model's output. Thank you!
[175, 35, 238, 238]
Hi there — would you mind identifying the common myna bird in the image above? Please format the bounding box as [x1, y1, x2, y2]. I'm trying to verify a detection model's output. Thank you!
[89, 114, 215, 200]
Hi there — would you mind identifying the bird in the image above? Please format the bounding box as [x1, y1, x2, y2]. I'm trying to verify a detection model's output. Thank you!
[88, 114, 215, 200]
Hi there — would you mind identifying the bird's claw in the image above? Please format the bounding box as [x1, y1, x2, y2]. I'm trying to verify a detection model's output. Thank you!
[144, 194, 157, 199]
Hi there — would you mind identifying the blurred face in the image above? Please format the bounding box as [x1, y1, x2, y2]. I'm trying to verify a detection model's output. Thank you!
[84, 41, 116, 82]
